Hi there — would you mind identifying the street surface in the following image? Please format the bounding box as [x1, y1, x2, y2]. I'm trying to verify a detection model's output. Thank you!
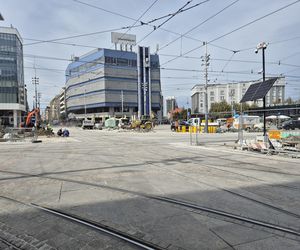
[0, 125, 299, 249]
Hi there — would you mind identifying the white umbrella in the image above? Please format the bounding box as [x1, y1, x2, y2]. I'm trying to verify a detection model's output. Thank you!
[278, 115, 290, 119]
[266, 115, 277, 119]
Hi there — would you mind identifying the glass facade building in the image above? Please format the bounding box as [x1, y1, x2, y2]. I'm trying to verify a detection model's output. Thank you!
[65, 48, 162, 121]
[0, 26, 26, 127]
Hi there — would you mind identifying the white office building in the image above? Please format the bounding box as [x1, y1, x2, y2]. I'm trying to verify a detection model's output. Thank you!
[191, 77, 285, 114]
[0, 26, 26, 127]
[165, 96, 177, 116]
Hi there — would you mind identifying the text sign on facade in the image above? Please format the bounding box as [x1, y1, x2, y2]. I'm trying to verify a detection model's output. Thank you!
[111, 32, 136, 46]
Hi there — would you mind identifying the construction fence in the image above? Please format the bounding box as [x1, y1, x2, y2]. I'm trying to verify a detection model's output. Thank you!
[177, 125, 217, 133]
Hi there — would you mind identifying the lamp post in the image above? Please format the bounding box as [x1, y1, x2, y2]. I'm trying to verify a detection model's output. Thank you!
[84, 88, 86, 119]
[255, 42, 268, 139]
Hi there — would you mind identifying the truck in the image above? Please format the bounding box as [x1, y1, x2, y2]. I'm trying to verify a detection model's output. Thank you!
[82, 119, 94, 129]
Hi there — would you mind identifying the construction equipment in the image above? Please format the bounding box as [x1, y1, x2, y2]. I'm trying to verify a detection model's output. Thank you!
[22, 108, 40, 128]
[130, 116, 153, 131]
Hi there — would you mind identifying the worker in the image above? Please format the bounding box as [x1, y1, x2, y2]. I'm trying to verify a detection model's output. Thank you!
[175, 120, 179, 131]
[57, 128, 63, 136]
[63, 128, 70, 137]
[46, 124, 53, 132]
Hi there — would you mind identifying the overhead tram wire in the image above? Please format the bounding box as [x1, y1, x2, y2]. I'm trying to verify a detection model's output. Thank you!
[146, 0, 210, 24]
[72, 0, 211, 46]
[136, 0, 194, 44]
[161, 0, 300, 66]
[23, 25, 143, 46]
[73, 0, 137, 22]
[23, 38, 99, 49]
[110, 0, 160, 49]
[21, 0, 230, 54]
[21, 55, 300, 79]
[158, 0, 240, 52]
[158, 53, 300, 68]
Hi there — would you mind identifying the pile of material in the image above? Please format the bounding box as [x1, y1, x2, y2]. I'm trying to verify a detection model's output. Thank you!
[105, 118, 118, 128]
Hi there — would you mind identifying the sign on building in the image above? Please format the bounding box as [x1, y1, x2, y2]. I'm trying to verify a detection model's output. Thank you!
[111, 32, 136, 51]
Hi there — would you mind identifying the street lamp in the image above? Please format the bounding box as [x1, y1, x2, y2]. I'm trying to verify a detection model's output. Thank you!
[84, 88, 87, 119]
[255, 42, 268, 139]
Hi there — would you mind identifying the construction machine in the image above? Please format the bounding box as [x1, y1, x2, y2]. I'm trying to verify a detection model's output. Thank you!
[130, 115, 153, 131]
[22, 108, 40, 128]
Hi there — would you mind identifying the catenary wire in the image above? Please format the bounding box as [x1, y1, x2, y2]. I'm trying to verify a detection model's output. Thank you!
[161, 0, 300, 66]
[158, 0, 239, 52]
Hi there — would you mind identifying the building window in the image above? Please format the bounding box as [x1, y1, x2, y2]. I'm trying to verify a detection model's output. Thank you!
[220, 96, 225, 100]
[210, 97, 214, 102]
[210, 91, 214, 96]
[220, 90, 225, 95]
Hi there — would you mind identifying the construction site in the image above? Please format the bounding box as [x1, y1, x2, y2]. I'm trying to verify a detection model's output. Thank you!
[0, 125, 300, 250]
[1, 0, 300, 249]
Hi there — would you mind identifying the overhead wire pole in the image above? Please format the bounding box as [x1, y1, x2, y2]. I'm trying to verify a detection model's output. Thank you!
[32, 77, 39, 109]
[202, 42, 210, 133]
[121, 90, 124, 117]
[255, 42, 268, 140]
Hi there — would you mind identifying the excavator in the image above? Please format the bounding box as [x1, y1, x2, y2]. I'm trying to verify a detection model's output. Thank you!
[21, 108, 40, 128]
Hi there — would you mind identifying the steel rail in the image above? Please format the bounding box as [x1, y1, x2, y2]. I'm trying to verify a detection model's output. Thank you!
[0, 236, 23, 250]
[31, 203, 166, 250]
[152, 196, 300, 237]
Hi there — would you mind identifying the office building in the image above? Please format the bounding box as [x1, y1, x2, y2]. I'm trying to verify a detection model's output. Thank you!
[65, 47, 162, 121]
[59, 87, 66, 117]
[191, 77, 285, 114]
[48, 94, 60, 122]
[165, 96, 178, 116]
[0, 26, 26, 127]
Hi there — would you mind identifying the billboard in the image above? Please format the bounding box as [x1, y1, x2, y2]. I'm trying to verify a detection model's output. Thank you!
[111, 32, 136, 46]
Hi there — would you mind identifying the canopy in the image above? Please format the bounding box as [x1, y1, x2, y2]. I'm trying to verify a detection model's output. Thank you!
[278, 115, 290, 119]
[266, 115, 277, 119]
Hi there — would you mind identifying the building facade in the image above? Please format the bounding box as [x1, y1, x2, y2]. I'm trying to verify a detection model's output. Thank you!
[59, 87, 66, 117]
[0, 26, 26, 127]
[65, 48, 162, 121]
[191, 77, 285, 114]
[165, 96, 178, 117]
[48, 94, 60, 123]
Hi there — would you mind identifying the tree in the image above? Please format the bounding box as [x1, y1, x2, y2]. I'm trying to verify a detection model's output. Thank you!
[209, 101, 231, 113]
[234, 102, 250, 112]
[172, 108, 189, 121]
[285, 97, 293, 105]
[250, 102, 259, 109]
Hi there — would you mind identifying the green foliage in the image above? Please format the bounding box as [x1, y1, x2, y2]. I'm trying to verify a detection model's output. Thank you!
[285, 97, 293, 105]
[210, 101, 231, 113]
[233, 102, 250, 112]
[172, 108, 191, 121]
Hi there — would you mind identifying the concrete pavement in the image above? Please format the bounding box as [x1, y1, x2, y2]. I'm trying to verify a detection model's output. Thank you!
[0, 125, 299, 249]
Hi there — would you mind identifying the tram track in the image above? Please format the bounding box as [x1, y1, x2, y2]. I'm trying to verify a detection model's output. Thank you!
[0, 196, 166, 250]
[1, 194, 300, 245]
[0, 163, 300, 224]
[0, 236, 22, 250]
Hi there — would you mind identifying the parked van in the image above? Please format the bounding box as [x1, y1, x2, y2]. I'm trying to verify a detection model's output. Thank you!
[282, 120, 300, 130]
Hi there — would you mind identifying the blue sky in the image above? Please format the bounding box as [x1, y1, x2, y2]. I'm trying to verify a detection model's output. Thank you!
[1, 0, 300, 110]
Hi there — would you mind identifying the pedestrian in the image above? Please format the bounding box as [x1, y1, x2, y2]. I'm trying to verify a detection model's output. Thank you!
[175, 120, 179, 131]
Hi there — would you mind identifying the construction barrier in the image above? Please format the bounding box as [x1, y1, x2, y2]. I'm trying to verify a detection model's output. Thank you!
[268, 130, 300, 139]
[177, 126, 217, 133]
[268, 130, 281, 139]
